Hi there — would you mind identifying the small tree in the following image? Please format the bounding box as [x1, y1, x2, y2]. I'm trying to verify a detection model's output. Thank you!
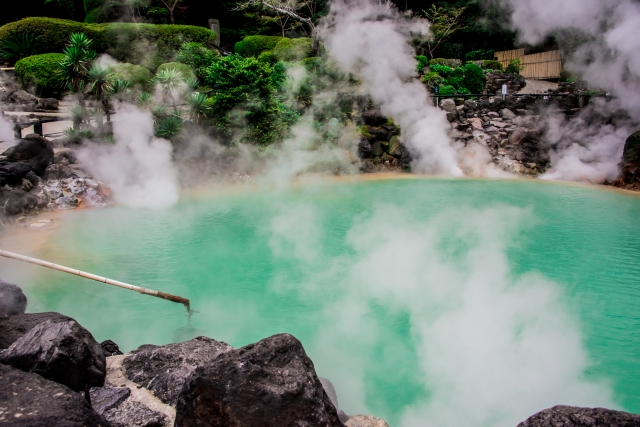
[421, 5, 467, 60]
[159, 0, 182, 24]
[59, 33, 97, 106]
[235, 0, 316, 35]
[88, 64, 113, 123]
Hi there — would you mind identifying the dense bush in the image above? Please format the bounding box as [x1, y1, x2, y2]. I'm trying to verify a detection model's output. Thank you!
[157, 62, 195, 79]
[202, 55, 297, 145]
[0, 18, 216, 69]
[438, 85, 456, 96]
[505, 58, 524, 74]
[176, 42, 218, 78]
[0, 32, 41, 64]
[462, 62, 484, 94]
[415, 55, 429, 74]
[482, 60, 503, 72]
[421, 71, 443, 90]
[272, 37, 313, 62]
[110, 63, 152, 89]
[14, 53, 65, 97]
[234, 35, 284, 57]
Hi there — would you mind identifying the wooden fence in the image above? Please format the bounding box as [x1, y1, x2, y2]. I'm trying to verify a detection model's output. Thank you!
[494, 49, 563, 80]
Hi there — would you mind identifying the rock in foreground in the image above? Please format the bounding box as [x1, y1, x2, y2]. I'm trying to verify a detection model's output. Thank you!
[0, 311, 74, 349]
[518, 405, 640, 427]
[175, 333, 345, 427]
[0, 280, 27, 315]
[123, 336, 233, 406]
[0, 363, 111, 427]
[0, 319, 106, 392]
[345, 415, 390, 427]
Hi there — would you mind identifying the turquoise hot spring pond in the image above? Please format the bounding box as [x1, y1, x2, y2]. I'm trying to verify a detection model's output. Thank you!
[1, 177, 639, 426]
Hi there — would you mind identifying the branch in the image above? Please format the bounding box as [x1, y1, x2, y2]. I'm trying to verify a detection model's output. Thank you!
[235, 0, 315, 31]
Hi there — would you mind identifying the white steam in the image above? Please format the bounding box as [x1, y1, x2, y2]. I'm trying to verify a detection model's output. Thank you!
[318, 0, 463, 176]
[0, 114, 14, 143]
[77, 104, 179, 209]
[489, 0, 640, 182]
[267, 202, 614, 427]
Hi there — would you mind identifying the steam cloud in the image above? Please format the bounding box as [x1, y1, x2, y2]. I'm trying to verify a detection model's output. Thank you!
[488, 0, 640, 182]
[77, 103, 179, 209]
[0, 114, 14, 143]
[318, 0, 463, 176]
[267, 202, 614, 427]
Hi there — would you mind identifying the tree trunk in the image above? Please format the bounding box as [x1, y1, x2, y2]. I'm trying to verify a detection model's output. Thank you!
[169, 7, 175, 24]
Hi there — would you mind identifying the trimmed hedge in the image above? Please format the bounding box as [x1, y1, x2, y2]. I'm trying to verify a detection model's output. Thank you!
[15, 53, 65, 97]
[0, 18, 217, 69]
[234, 35, 284, 58]
[482, 60, 503, 72]
[272, 38, 313, 62]
[110, 63, 152, 89]
[157, 62, 195, 79]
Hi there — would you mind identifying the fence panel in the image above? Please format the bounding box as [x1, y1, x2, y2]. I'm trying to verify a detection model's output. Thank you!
[494, 49, 563, 80]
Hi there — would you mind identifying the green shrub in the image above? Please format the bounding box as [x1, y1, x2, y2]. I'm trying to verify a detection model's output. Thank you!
[176, 42, 218, 78]
[257, 50, 278, 64]
[505, 58, 524, 74]
[157, 62, 194, 79]
[429, 63, 454, 78]
[0, 18, 216, 69]
[234, 35, 284, 57]
[430, 58, 448, 66]
[422, 71, 443, 90]
[462, 62, 484, 94]
[438, 85, 456, 96]
[14, 53, 65, 97]
[482, 60, 503, 72]
[272, 38, 313, 62]
[110, 63, 152, 89]
[415, 55, 429, 74]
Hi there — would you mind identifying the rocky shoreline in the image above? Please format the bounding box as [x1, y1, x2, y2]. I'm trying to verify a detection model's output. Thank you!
[2, 281, 640, 427]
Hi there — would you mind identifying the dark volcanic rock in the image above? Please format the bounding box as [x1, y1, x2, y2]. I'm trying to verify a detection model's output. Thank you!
[44, 163, 74, 180]
[2, 134, 54, 176]
[362, 110, 387, 127]
[90, 386, 131, 415]
[0, 363, 111, 427]
[3, 189, 38, 215]
[123, 336, 232, 406]
[614, 131, 640, 190]
[0, 319, 106, 392]
[174, 333, 345, 427]
[358, 138, 372, 159]
[101, 339, 123, 356]
[0, 280, 27, 315]
[518, 405, 640, 427]
[0, 311, 74, 349]
[0, 161, 33, 186]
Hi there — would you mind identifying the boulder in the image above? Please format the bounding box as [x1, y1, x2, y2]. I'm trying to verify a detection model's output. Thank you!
[517, 405, 640, 427]
[500, 108, 516, 120]
[0, 319, 106, 392]
[440, 99, 456, 113]
[388, 136, 401, 156]
[90, 386, 131, 415]
[346, 415, 390, 427]
[3, 189, 38, 216]
[362, 110, 387, 127]
[36, 98, 59, 111]
[446, 112, 458, 122]
[100, 340, 123, 356]
[174, 333, 345, 427]
[0, 161, 33, 186]
[358, 138, 372, 159]
[2, 134, 54, 176]
[464, 99, 477, 110]
[468, 118, 483, 131]
[0, 312, 74, 349]
[371, 141, 383, 157]
[0, 363, 111, 427]
[100, 399, 168, 427]
[0, 280, 27, 315]
[8, 90, 38, 107]
[123, 336, 232, 406]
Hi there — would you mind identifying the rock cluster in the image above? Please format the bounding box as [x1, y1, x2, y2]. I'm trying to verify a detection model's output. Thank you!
[443, 96, 550, 175]
[1, 89, 59, 112]
[484, 72, 526, 94]
[0, 134, 108, 220]
[518, 405, 640, 427]
[358, 110, 411, 171]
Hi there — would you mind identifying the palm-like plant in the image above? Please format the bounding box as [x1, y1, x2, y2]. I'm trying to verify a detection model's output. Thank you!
[59, 33, 97, 101]
[185, 92, 212, 123]
[109, 79, 132, 103]
[88, 64, 113, 123]
[137, 91, 153, 109]
[154, 68, 184, 110]
[0, 32, 40, 64]
[155, 115, 183, 143]
[184, 76, 200, 92]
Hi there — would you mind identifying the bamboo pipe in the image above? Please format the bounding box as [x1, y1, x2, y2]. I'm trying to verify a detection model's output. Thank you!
[0, 250, 190, 311]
